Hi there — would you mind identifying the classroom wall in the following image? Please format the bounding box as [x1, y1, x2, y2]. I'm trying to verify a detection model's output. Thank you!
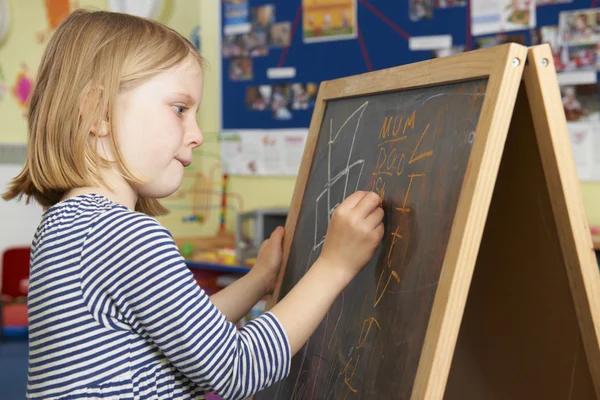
[582, 183, 600, 226]
[0, 0, 296, 240]
[0, 0, 597, 237]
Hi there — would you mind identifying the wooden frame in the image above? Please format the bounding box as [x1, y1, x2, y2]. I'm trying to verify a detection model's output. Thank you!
[521, 45, 600, 396]
[265, 43, 600, 399]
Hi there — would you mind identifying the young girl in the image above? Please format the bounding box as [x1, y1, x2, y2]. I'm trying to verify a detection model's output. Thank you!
[2, 9, 384, 400]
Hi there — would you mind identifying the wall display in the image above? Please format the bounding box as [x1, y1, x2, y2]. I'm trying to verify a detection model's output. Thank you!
[221, 0, 598, 132]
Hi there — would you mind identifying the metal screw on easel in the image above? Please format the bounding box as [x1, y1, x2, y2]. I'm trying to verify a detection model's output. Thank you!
[541, 58, 549, 68]
[512, 58, 520, 67]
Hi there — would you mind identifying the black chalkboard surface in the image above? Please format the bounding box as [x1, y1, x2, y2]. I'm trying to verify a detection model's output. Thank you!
[256, 44, 600, 400]
[260, 79, 487, 399]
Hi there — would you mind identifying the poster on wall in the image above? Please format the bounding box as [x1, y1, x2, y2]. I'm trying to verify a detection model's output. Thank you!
[245, 82, 318, 121]
[561, 81, 600, 181]
[224, 0, 251, 35]
[567, 121, 600, 181]
[471, 0, 535, 36]
[303, 0, 357, 43]
[561, 83, 600, 123]
[557, 9, 600, 72]
[219, 129, 308, 176]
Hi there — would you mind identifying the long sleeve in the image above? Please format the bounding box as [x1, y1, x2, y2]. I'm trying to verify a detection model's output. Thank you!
[79, 209, 291, 400]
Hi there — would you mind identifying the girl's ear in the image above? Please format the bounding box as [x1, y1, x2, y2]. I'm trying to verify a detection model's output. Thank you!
[90, 119, 109, 137]
[80, 85, 109, 137]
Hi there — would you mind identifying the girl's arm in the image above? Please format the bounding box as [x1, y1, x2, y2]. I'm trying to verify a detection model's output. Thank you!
[210, 227, 284, 323]
[209, 268, 273, 323]
[81, 191, 383, 400]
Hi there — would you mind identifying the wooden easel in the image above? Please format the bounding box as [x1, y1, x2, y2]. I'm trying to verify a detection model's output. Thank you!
[262, 44, 600, 399]
[440, 45, 600, 399]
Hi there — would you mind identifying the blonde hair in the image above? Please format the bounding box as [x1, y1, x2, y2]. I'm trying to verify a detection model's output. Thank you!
[2, 9, 205, 216]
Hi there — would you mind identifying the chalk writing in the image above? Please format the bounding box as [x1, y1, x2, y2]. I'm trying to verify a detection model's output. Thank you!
[409, 124, 433, 164]
[378, 109, 417, 139]
[314, 102, 368, 251]
[271, 79, 488, 400]
[374, 226, 403, 307]
[397, 173, 425, 213]
[336, 106, 436, 394]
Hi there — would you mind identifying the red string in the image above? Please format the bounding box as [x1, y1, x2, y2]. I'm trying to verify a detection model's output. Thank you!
[358, 0, 410, 40]
[277, 4, 303, 68]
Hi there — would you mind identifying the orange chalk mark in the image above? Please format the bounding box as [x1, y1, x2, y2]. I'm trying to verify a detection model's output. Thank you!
[386, 149, 398, 170]
[396, 153, 406, 177]
[372, 171, 392, 176]
[379, 116, 393, 139]
[374, 270, 400, 307]
[392, 115, 405, 136]
[403, 110, 416, 133]
[372, 177, 386, 200]
[377, 136, 407, 146]
[375, 147, 387, 174]
[409, 124, 433, 164]
[356, 317, 381, 349]
[387, 226, 402, 268]
[340, 355, 360, 393]
[396, 173, 425, 214]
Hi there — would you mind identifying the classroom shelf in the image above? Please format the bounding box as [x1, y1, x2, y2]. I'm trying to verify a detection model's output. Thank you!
[185, 261, 251, 275]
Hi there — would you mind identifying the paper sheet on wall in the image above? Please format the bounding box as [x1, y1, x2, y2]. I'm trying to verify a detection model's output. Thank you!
[471, 0, 535, 36]
[557, 8, 600, 72]
[568, 121, 600, 182]
[219, 129, 308, 176]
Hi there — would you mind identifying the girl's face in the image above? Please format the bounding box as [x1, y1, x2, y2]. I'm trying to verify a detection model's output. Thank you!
[113, 54, 204, 199]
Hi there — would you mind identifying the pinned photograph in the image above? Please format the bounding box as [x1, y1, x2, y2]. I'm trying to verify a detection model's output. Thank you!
[222, 33, 250, 58]
[291, 83, 318, 110]
[559, 9, 600, 45]
[246, 85, 272, 111]
[271, 22, 291, 47]
[271, 83, 292, 120]
[561, 84, 600, 122]
[251, 4, 275, 31]
[249, 29, 269, 57]
[229, 57, 253, 81]
[410, 0, 433, 21]
[303, 0, 356, 43]
[561, 43, 600, 72]
[224, 0, 249, 27]
[504, 0, 534, 27]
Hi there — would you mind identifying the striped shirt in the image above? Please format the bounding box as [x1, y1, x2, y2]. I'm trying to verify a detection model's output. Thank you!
[26, 194, 290, 399]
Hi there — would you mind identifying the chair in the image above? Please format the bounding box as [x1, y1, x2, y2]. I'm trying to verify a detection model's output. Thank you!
[1, 247, 30, 340]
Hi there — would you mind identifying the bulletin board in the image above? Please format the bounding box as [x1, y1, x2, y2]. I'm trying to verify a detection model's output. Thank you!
[221, 0, 600, 131]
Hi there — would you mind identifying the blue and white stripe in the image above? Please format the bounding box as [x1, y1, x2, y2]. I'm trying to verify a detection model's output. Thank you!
[26, 194, 290, 399]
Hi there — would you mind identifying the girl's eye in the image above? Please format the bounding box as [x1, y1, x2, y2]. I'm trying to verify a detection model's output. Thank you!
[172, 105, 186, 116]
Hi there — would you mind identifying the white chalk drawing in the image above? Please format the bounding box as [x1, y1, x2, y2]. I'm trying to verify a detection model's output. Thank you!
[313, 101, 369, 250]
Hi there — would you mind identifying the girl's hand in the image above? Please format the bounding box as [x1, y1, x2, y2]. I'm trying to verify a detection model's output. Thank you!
[319, 191, 384, 281]
[252, 226, 285, 295]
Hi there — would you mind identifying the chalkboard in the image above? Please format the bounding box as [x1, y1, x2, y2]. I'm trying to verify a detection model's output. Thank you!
[259, 44, 600, 399]
[261, 78, 487, 399]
